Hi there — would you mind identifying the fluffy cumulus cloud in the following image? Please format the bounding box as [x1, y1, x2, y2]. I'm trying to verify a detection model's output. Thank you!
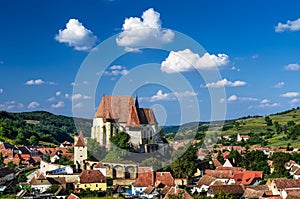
[260, 99, 270, 104]
[280, 92, 300, 98]
[161, 49, 229, 73]
[275, 18, 300, 32]
[149, 90, 174, 102]
[141, 90, 197, 102]
[273, 82, 285, 89]
[104, 65, 129, 76]
[202, 78, 246, 88]
[55, 19, 97, 51]
[116, 8, 174, 51]
[27, 101, 40, 109]
[0, 101, 24, 110]
[289, 98, 300, 106]
[227, 95, 258, 102]
[73, 102, 83, 109]
[51, 101, 64, 108]
[284, 63, 300, 71]
[71, 94, 92, 100]
[257, 103, 280, 108]
[26, 79, 55, 85]
[26, 79, 45, 85]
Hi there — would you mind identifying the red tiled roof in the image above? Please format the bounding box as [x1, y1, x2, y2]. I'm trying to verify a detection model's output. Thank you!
[75, 131, 86, 147]
[95, 96, 157, 125]
[212, 159, 223, 168]
[95, 96, 135, 122]
[233, 171, 263, 185]
[79, 170, 106, 183]
[133, 167, 154, 187]
[67, 193, 80, 199]
[210, 185, 245, 195]
[273, 179, 300, 189]
[197, 175, 216, 187]
[155, 172, 175, 187]
[163, 186, 193, 199]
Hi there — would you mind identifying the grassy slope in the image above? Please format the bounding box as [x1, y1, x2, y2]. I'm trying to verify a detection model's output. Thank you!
[221, 108, 300, 148]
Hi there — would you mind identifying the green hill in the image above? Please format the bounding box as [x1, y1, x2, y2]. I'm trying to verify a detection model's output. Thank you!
[220, 107, 300, 148]
[0, 111, 92, 146]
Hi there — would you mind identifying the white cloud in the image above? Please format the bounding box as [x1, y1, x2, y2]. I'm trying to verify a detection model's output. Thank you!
[141, 90, 197, 102]
[202, 78, 246, 88]
[26, 79, 45, 85]
[273, 82, 285, 88]
[174, 91, 197, 98]
[0, 88, 3, 93]
[104, 65, 129, 76]
[231, 66, 240, 71]
[0, 101, 24, 110]
[219, 98, 225, 103]
[26, 79, 55, 86]
[27, 101, 40, 109]
[284, 63, 300, 71]
[149, 90, 174, 102]
[55, 19, 97, 51]
[227, 95, 258, 102]
[116, 8, 174, 51]
[74, 102, 83, 109]
[260, 99, 270, 104]
[48, 97, 55, 102]
[252, 54, 259, 59]
[51, 101, 64, 108]
[289, 98, 300, 105]
[257, 103, 280, 108]
[56, 91, 61, 96]
[228, 95, 238, 102]
[71, 94, 92, 100]
[161, 49, 229, 73]
[280, 92, 300, 98]
[275, 18, 300, 32]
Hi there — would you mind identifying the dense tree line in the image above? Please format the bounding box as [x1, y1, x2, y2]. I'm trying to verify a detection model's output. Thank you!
[0, 111, 91, 145]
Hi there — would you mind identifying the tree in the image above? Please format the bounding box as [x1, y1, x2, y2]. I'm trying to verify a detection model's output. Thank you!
[265, 116, 273, 126]
[171, 145, 197, 178]
[272, 152, 291, 176]
[110, 132, 130, 149]
[87, 138, 106, 161]
[29, 135, 39, 146]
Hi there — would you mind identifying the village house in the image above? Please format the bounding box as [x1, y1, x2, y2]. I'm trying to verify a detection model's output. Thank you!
[237, 133, 250, 142]
[232, 171, 263, 185]
[132, 167, 154, 196]
[155, 172, 175, 188]
[163, 186, 193, 199]
[75, 170, 106, 191]
[207, 184, 245, 197]
[267, 178, 300, 199]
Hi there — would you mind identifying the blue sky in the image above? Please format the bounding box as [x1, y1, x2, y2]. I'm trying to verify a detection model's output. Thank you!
[1, 0, 300, 125]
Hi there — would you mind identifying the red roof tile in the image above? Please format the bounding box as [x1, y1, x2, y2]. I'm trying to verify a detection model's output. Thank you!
[79, 170, 106, 183]
[133, 167, 154, 187]
[233, 171, 263, 185]
[163, 187, 193, 199]
[75, 131, 86, 147]
[155, 172, 175, 187]
[273, 179, 300, 189]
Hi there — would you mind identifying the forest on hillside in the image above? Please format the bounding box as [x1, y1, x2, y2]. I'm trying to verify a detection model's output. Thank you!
[0, 111, 92, 146]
